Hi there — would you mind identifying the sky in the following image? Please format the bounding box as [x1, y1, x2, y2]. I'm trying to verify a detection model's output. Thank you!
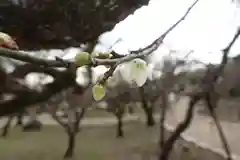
[95, 0, 240, 66]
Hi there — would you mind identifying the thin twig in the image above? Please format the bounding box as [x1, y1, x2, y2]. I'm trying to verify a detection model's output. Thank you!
[99, 0, 200, 85]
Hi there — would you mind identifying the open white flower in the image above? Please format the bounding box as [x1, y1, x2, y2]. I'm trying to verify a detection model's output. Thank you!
[106, 76, 118, 88]
[119, 58, 149, 87]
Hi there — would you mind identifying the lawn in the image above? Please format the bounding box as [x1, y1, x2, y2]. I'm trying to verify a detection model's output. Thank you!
[0, 121, 225, 160]
[0, 122, 159, 160]
[84, 108, 114, 118]
[84, 105, 147, 118]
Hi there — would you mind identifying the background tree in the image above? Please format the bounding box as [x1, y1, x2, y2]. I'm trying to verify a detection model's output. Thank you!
[46, 88, 87, 158]
[0, 1, 204, 160]
[0, 0, 150, 49]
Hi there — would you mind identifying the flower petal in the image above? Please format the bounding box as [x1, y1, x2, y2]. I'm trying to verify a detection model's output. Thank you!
[119, 62, 133, 83]
[134, 69, 148, 87]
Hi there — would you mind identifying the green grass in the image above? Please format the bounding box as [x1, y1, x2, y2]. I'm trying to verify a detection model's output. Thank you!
[84, 108, 114, 118]
[0, 117, 226, 160]
[85, 106, 146, 118]
[0, 122, 159, 160]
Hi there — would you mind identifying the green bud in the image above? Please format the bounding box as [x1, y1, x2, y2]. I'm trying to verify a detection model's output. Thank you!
[92, 84, 105, 101]
[75, 52, 91, 66]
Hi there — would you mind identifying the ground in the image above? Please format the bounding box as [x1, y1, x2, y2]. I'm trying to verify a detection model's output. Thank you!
[0, 122, 160, 160]
[167, 96, 240, 158]
[0, 121, 227, 160]
[0, 97, 239, 160]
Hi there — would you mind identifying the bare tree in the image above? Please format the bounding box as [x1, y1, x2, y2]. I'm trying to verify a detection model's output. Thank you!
[159, 26, 240, 160]
[0, 0, 201, 159]
[45, 87, 87, 158]
[103, 81, 131, 138]
[139, 81, 160, 127]
[1, 110, 24, 137]
[106, 96, 126, 138]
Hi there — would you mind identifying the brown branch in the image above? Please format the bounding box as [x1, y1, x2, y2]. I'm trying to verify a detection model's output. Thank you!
[159, 90, 168, 149]
[159, 94, 202, 160]
[0, 47, 117, 68]
[159, 27, 240, 160]
[11, 63, 59, 78]
[199, 28, 240, 160]
[205, 93, 232, 160]
[0, 0, 197, 121]
[0, 48, 70, 67]
[0, 1, 199, 89]
[0, 69, 76, 117]
[202, 28, 240, 160]
[74, 108, 86, 133]
[50, 112, 70, 131]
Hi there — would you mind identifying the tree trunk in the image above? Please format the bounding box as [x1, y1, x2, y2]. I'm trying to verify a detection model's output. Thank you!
[28, 106, 37, 122]
[128, 105, 134, 114]
[64, 132, 76, 158]
[139, 87, 155, 127]
[160, 90, 168, 148]
[1, 116, 13, 137]
[146, 107, 155, 127]
[16, 112, 23, 126]
[116, 116, 124, 138]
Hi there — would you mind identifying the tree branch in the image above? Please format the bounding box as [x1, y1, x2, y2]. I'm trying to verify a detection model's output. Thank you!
[0, 0, 199, 118]
[159, 27, 240, 160]
[201, 27, 240, 160]
[74, 108, 86, 133]
[0, 48, 70, 67]
[99, 0, 199, 85]
[50, 112, 70, 131]
[0, 69, 76, 117]
[131, 0, 199, 55]
[159, 94, 201, 160]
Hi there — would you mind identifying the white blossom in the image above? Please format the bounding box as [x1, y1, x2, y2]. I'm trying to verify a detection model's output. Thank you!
[119, 58, 150, 87]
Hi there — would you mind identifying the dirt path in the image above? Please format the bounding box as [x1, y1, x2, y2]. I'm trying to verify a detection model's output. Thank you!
[166, 96, 240, 159]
